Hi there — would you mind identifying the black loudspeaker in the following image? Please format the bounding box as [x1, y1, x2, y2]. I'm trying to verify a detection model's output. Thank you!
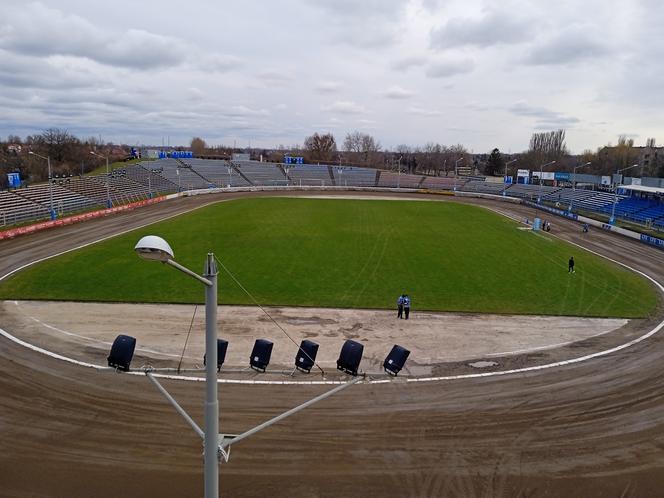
[383, 344, 410, 376]
[108, 334, 136, 371]
[250, 339, 273, 372]
[295, 340, 319, 373]
[204, 339, 229, 371]
[336, 340, 364, 376]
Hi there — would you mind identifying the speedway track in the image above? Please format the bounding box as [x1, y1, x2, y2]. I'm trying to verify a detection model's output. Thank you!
[1, 191, 664, 497]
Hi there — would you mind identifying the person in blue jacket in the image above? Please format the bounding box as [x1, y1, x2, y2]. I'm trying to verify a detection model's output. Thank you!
[397, 294, 405, 319]
[403, 294, 411, 319]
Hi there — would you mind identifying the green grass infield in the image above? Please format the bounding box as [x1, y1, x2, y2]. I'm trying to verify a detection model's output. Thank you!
[0, 197, 658, 318]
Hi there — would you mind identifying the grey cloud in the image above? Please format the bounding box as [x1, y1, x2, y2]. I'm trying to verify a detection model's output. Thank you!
[315, 81, 343, 93]
[420, 0, 446, 12]
[0, 2, 187, 69]
[321, 101, 367, 114]
[224, 106, 271, 118]
[391, 56, 427, 71]
[304, 0, 408, 48]
[408, 106, 441, 116]
[305, 0, 407, 20]
[509, 102, 579, 128]
[426, 59, 474, 78]
[200, 54, 243, 73]
[430, 11, 533, 49]
[256, 71, 293, 87]
[523, 27, 611, 65]
[0, 51, 104, 90]
[384, 86, 414, 99]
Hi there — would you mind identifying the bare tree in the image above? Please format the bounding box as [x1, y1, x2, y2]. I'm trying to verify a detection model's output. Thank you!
[190, 137, 207, 156]
[343, 131, 381, 167]
[528, 129, 568, 166]
[303, 132, 337, 162]
[35, 128, 79, 163]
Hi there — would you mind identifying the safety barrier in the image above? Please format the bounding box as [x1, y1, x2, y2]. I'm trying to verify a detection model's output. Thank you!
[0, 196, 168, 241]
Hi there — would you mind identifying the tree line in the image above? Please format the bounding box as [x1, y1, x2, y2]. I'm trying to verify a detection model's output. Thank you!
[3, 128, 663, 190]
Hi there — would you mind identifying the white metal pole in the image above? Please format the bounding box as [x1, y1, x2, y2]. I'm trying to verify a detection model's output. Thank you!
[106, 155, 111, 208]
[610, 175, 618, 224]
[397, 157, 401, 189]
[47, 156, 55, 219]
[203, 253, 219, 498]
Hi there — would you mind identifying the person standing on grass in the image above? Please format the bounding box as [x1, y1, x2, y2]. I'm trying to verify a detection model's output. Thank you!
[397, 294, 405, 319]
[568, 256, 575, 273]
[403, 294, 411, 319]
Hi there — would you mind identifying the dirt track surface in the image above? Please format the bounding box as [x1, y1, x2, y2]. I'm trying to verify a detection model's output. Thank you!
[2, 191, 664, 497]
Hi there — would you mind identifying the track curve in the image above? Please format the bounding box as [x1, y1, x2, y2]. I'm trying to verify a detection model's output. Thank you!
[2, 191, 664, 497]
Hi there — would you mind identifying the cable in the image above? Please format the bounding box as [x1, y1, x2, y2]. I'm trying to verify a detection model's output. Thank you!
[177, 305, 198, 374]
[214, 255, 326, 376]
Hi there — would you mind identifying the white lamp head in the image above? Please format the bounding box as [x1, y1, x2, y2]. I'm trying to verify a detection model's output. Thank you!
[134, 235, 174, 262]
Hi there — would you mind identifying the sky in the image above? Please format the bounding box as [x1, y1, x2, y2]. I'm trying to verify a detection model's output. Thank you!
[1, 0, 662, 153]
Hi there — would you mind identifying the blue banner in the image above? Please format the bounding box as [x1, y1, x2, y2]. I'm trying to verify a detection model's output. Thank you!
[640, 234, 664, 249]
[523, 200, 578, 220]
[7, 172, 21, 188]
[554, 172, 571, 181]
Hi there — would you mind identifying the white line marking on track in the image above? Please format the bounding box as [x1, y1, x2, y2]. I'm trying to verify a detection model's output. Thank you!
[1, 195, 663, 385]
[485, 326, 619, 357]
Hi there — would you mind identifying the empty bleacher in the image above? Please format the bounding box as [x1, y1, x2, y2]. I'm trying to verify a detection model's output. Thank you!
[460, 180, 506, 195]
[149, 159, 211, 190]
[125, 165, 178, 194]
[333, 167, 376, 187]
[14, 183, 99, 215]
[0, 190, 50, 225]
[2, 157, 663, 236]
[287, 164, 333, 186]
[377, 171, 424, 189]
[233, 161, 282, 186]
[186, 159, 250, 187]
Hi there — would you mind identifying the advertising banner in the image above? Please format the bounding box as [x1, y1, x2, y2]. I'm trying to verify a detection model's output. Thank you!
[7, 172, 21, 188]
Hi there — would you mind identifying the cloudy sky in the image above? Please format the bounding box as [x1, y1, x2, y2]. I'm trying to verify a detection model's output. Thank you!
[1, 0, 662, 153]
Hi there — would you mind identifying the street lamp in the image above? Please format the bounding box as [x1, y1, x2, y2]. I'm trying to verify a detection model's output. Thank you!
[502, 159, 517, 196]
[454, 157, 464, 191]
[537, 160, 556, 204]
[609, 163, 639, 224]
[90, 151, 112, 208]
[134, 235, 220, 498]
[568, 161, 591, 213]
[132, 235, 362, 497]
[28, 151, 55, 219]
[397, 155, 403, 189]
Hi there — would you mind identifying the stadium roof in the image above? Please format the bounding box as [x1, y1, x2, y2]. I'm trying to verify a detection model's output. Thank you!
[620, 184, 664, 195]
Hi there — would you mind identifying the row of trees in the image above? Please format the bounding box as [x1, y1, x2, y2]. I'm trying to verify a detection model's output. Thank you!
[3, 128, 664, 191]
[0, 129, 131, 189]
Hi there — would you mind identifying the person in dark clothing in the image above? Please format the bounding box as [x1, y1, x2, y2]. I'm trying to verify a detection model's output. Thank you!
[397, 294, 404, 319]
[403, 294, 411, 319]
[568, 256, 575, 273]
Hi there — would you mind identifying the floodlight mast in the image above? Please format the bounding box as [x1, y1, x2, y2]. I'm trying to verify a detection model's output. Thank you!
[133, 235, 363, 497]
[134, 235, 218, 498]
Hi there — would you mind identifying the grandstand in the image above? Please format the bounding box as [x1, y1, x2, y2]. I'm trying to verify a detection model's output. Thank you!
[14, 182, 99, 215]
[0, 190, 50, 226]
[333, 167, 377, 187]
[287, 164, 334, 186]
[377, 171, 423, 189]
[1, 158, 663, 233]
[235, 161, 286, 186]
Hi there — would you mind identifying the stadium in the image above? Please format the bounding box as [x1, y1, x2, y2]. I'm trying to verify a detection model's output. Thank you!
[1, 160, 664, 497]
